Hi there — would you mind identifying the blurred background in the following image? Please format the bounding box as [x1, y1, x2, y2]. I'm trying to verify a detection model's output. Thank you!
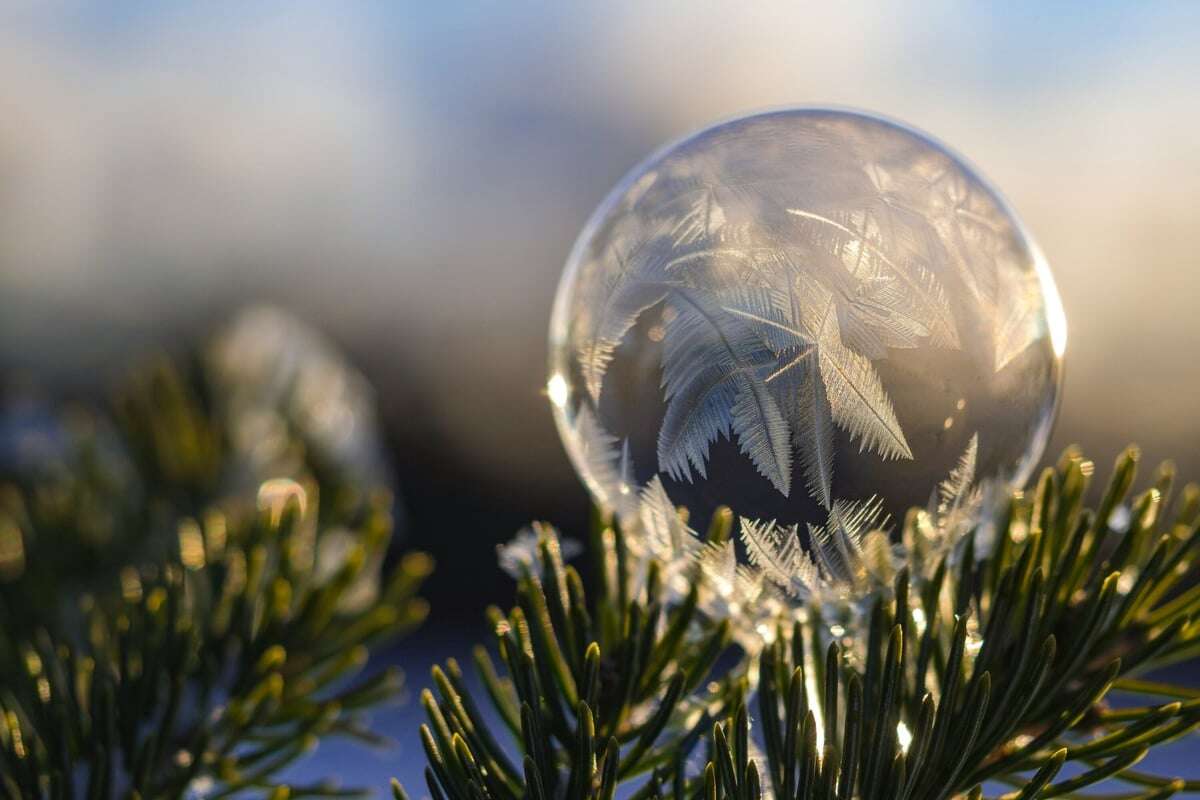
[1, 1, 1198, 790]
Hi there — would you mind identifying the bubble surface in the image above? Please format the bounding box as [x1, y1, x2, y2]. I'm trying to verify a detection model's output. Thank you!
[549, 108, 1064, 555]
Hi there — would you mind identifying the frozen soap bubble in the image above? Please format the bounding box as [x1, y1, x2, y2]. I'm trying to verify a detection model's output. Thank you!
[548, 108, 1065, 586]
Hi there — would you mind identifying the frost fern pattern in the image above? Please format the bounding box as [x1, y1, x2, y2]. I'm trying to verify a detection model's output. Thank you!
[569, 112, 1041, 508]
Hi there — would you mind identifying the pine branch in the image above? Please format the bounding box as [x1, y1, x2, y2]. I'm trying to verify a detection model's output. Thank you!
[412, 521, 744, 800]
[0, 315, 431, 799]
[405, 447, 1200, 799]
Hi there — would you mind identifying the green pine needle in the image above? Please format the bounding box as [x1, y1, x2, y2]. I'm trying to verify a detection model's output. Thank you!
[405, 447, 1200, 800]
[0, 353, 429, 799]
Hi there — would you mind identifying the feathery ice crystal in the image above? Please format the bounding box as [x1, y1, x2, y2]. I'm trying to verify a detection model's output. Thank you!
[548, 108, 1065, 620]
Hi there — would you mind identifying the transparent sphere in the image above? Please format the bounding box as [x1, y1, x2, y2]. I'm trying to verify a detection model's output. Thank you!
[549, 108, 1065, 552]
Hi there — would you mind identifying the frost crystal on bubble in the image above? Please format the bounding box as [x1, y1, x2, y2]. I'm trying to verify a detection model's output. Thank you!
[549, 108, 1064, 631]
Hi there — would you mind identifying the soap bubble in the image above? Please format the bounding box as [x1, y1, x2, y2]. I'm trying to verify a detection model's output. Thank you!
[548, 108, 1064, 585]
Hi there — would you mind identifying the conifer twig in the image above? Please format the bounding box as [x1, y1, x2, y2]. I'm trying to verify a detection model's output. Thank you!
[0, 334, 430, 799]
[406, 447, 1199, 799]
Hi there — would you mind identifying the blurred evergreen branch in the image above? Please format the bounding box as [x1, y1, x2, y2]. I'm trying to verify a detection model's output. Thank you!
[0, 320, 431, 799]
[406, 447, 1200, 799]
